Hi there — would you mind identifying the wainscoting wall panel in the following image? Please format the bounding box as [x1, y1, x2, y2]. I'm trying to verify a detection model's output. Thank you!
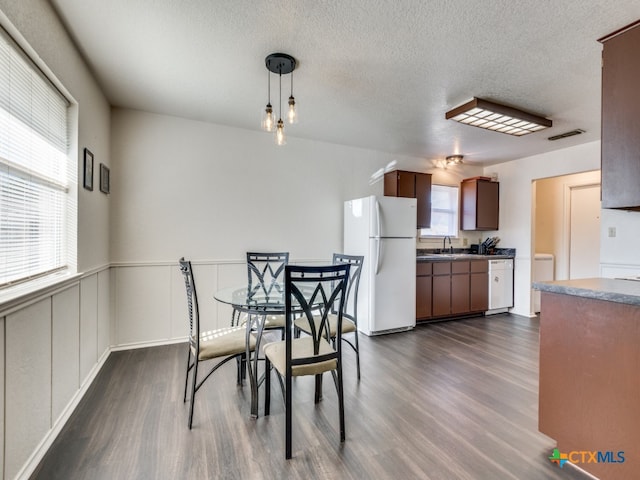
[80, 275, 98, 386]
[5, 298, 52, 480]
[52, 285, 80, 424]
[114, 265, 173, 346]
[97, 269, 112, 361]
[0, 268, 111, 480]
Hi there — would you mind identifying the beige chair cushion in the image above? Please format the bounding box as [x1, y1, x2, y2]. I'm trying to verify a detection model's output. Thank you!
[193, 327, 256, 361]
[263, 314, 286, 328]
[263, 337, 337, 377]
[294, 314, 356, 338]
[237, 313, 285, 329]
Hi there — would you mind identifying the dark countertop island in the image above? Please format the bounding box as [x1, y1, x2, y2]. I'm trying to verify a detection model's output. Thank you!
[535, 277, 640, 480]
[533, 277, 640, 306]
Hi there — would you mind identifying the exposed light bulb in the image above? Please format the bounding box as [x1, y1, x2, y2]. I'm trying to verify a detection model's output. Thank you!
[262, 103, 274, 132]
[287, 96, 297, 124]
[276, 119, 286, 146]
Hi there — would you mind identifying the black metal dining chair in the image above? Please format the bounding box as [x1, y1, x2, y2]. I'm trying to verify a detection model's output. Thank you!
[263, 263, 350, 459]
[231, 252, 289, 331]
[179, 258, 256, 429]
[294, 254, 364, 379]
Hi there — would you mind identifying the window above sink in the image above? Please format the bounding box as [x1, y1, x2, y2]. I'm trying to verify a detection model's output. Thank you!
[420, 184, 459, 238]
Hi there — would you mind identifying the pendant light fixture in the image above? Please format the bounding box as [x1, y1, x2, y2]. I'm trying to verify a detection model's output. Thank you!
[261, 70, 274, 132]
[262, 53, 297, 145]
[287, 73, 297, 124]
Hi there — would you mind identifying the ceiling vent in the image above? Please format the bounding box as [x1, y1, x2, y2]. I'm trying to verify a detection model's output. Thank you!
[548, 129, 585, 141]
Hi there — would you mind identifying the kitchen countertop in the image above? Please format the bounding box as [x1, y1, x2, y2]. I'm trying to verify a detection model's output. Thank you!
[417, 254, 513, 262]
[533, 277, 640, 306]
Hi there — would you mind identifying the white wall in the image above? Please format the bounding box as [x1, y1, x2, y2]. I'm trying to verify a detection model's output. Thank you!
[483, 141, 601, 316]
[600, 208, 640, 277]
[110, 109, 485, 264]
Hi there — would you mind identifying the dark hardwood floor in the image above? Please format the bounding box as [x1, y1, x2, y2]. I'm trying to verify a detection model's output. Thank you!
[31, 314, 587, 479]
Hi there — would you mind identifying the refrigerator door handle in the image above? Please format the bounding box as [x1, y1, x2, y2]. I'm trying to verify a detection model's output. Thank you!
[374, 237, 381, 275]
[374, 198, 381, 238]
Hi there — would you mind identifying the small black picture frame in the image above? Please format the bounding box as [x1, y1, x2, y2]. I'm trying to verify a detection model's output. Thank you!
[83, 148, 94, 191]
[100, 163, 110, 194]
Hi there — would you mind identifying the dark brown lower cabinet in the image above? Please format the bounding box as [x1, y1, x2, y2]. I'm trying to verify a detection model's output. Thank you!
[416, 262, 433, 319]
[451, 261, 470, 314]
[431, 262, 452, 317]
[416, 259, 490, 321]
[470, 260, 489, 311]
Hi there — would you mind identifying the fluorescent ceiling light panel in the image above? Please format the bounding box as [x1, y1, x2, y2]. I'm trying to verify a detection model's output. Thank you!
[445, 97, 552, 136]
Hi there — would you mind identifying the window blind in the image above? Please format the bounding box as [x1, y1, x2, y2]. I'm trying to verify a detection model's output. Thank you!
[0, 27, 72, 288]
[420, 185, 459, 237]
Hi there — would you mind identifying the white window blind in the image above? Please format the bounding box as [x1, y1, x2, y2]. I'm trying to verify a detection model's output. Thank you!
[0, 27, 73, 288]
[420, 184, 459, 237]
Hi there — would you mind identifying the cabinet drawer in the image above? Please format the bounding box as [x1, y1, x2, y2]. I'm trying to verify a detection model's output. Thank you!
[470, 260, 488, 273]
[416, 262, 433, 276]
[432, 262, 451, 275]
[451, 261, 470, 274]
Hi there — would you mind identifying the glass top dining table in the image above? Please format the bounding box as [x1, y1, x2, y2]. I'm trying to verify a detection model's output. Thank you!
[214, 284, 289, 419]
[214, 285, 288, 314]
[214, 284, 337, 418]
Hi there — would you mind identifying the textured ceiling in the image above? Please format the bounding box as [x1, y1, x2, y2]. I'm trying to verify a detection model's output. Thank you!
[50, 0, 640, 165]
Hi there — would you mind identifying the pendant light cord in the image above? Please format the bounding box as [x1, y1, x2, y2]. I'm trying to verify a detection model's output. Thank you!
[267, 68, 271, 104]
[279, 72, 282, 120]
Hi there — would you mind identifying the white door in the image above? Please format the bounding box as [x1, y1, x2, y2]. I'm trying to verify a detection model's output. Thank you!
[569, 184, 601, 279]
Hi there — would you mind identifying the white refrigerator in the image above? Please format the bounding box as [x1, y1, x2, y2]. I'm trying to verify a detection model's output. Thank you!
[344, 195, 417, 336]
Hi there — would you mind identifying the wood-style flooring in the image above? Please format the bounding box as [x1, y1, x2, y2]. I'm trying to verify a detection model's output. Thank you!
[30, 314, 587, 479]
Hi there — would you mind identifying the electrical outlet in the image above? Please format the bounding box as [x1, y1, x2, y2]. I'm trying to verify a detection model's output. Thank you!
[608, 227, 616, 238]
[462, 238, 468, 246]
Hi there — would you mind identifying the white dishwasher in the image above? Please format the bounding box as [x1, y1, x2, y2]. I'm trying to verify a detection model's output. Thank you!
[487, 258, 514, 314]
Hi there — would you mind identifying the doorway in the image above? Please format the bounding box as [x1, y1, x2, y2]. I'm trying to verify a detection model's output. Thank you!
[532, 170, 601, 286]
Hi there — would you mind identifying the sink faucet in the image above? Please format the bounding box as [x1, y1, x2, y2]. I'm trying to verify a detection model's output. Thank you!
[443, 236, 453, 253]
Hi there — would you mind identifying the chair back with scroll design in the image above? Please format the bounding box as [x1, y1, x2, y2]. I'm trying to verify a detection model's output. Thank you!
[294, 254, 364, 379]
[238, 252, 290, 332]
[263, 263, 350, 459]
[246, 251, 289, 301]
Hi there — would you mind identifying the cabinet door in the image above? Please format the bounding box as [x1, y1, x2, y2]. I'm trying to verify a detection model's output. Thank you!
[397, 171, 415, 198]
[432, 275, 450, 316]
[432, 262, 451, 317]
[415, 173, 432, 229]
[601, 24, 640, 210]
[461, 180, 478, 230]
[416, 275, 432, 319]
[461, 178, 499, 230]
[451, 273, 470, 314]
[476, 180, 499, 230]
[470, 272, 489, 311]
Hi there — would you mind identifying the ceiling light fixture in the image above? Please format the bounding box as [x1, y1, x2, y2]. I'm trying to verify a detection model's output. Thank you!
[445, 155, 464, 165]
[261, 53, 297, 145]
[445, 97, 552, 136]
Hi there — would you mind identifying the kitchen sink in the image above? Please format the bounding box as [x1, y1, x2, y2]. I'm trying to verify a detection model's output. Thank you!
[417, 253, 478, 260]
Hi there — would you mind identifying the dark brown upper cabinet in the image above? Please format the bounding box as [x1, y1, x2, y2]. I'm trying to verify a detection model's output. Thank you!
[599, 20, 640, 211]
[460, 177, 499, 231]
[384, 170, 432, 228]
